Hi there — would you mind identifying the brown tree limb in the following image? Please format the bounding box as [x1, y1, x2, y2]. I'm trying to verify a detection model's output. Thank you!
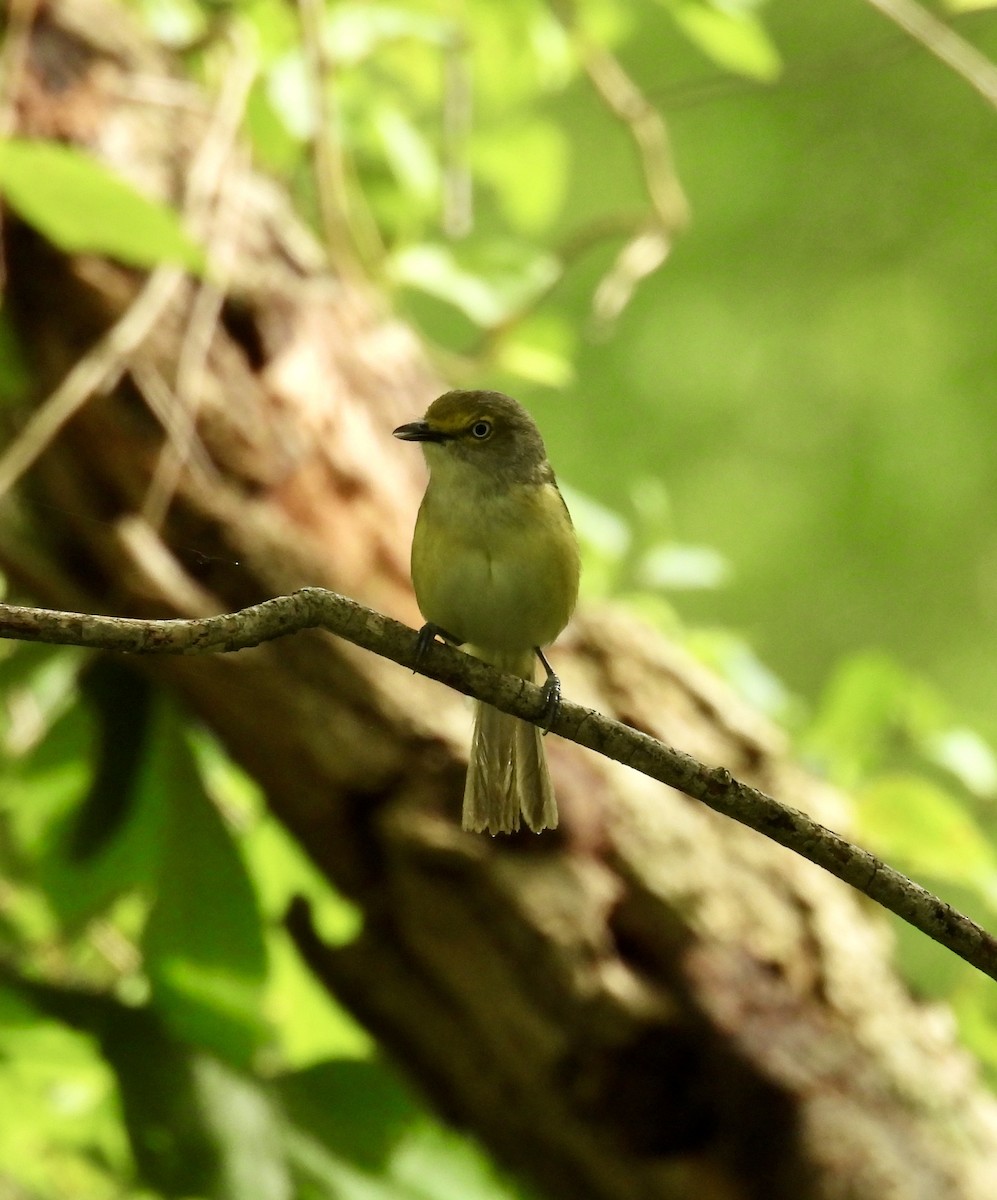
[1, 589, 994, 983]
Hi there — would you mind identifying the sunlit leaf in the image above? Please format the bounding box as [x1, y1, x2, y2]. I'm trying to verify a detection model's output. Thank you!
[325, 3, 452, 64]
[195, 1054, 293, 1200]
[266, 51, 313, 139]
[927, 728, 997, 798]
[493, 338, 574, 387]
[376, 108, 440, 201]
[638, 542, 730, 590]
[0, 139, 204, 270]
[246, 77, 305, 173]
[474, 121, 570, 232]
[266, 930, 373, 1065]
[390, 242, 558, 326]
[389, 1119, 530, 1200]
[663, 1, 782, 82]
[135, 0, 205, 45]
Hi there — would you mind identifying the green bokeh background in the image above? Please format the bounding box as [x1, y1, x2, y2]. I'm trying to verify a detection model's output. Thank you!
[508, 2, 997, 739]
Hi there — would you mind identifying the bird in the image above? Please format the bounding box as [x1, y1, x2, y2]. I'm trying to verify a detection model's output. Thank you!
[393, 389, 580, 834]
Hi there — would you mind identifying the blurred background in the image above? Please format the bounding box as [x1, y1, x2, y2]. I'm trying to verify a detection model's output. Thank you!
[3, 0, 997, 1196]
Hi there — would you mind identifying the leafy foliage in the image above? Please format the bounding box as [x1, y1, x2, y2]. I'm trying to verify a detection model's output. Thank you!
[0, 139, 204, 271]
[0, 642, 532, 1199]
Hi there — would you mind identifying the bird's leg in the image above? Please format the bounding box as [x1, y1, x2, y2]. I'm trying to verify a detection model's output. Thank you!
[534, 647, 561, 735]
[414, 622, 462, 671]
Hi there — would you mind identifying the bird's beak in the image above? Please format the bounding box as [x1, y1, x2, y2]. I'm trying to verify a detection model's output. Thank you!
[393, 420, 448, 443]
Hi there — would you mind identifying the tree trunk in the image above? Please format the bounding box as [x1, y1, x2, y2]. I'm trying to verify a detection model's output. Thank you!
[4, 3, 997, 1198]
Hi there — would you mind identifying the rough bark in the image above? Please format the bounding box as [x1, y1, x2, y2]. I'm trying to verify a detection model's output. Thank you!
[3, 3, 997, 1198]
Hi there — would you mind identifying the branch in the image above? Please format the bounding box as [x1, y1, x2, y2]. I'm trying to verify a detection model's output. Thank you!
[862, 0, 997, 111]
[1, 589, 994, 981]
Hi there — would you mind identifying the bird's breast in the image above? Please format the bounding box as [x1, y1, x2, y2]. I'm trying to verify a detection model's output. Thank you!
[410, 476, 579, 654]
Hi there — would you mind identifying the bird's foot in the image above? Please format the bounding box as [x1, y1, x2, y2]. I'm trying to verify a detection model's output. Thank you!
[535, 647, 561, 734]
[414, 623, 462, 671]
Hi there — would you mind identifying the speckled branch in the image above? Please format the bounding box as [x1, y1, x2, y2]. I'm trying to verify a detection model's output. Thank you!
[1, 587, 994, 981]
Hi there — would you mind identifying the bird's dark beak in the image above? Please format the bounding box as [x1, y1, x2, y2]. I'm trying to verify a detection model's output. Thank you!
[393, 420, 447, 443]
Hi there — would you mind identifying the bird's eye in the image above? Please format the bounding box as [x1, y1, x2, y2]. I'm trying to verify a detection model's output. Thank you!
[470, 420, 492, 440]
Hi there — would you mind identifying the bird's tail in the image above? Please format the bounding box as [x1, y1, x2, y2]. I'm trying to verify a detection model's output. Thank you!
[462, 649, 558, 835]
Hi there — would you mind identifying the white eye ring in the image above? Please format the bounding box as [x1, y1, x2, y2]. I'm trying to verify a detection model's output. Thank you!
[470, 420, 492, 440]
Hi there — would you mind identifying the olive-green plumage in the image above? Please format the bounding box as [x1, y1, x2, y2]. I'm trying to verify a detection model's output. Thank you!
[394, 390, 580, 834]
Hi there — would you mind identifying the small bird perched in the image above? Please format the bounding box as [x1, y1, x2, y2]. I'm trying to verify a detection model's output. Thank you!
[394, 390, 580, 834]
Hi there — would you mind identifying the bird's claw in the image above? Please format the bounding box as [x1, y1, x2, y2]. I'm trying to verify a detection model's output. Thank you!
[534, 646, 562, 735]
[539, 672, 561, 735]
[414, 623, 461, 671]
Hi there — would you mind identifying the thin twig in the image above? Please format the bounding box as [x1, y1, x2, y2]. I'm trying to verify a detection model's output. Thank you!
[863, 0, 997, 110]
[0, 19, 258, 505]
[295, 0, 381, 276]
[571, 34, 689, 235]
[0, 587, 994, 983]
[141, 32, 258, 528]
[442, 27, 473, 238]
[0, 266, 187, 502]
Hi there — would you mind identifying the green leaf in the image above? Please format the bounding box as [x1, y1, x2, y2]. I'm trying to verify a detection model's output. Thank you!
[855, 773, 997, 887]
[474, 121, 570, 233]
[276, 1059, 419, 1171]
[324, 4, 452, 65]
[142, 704, 268, 1066]
[802, 653, 943, 787]
[276, 1058, 532, 1200]
[664, 2, 782, 82]
[195, 1054, 293, 1200]
[390, 242, 559, 327]
[5, 658, 165, 934]
[5, 975, 291, 1200]
[375, 108, 439, 202]
[926, 727, 997, 798]
[0, 984, 130, 1198]
[637, 542, 730, 590]
[0, 139, 204, 271]
[493, 338, 574, 387]
[266, 929, 374, 1064]
[388, 1119, 531, 1200]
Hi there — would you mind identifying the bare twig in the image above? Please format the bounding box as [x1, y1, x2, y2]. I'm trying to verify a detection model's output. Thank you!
[0, 587, 994, 983]
[142, 32, 257, 527]
[862, 0, 997, 110]
[570, 34, 689, 236]
[0, 20, 256, 505]
[295, 0, 382, 275]
[442, 27, 473, 238]
[0, 266, 187, 502]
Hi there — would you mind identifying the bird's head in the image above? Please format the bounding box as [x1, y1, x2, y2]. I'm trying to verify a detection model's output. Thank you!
[393, 390, 550, 485]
